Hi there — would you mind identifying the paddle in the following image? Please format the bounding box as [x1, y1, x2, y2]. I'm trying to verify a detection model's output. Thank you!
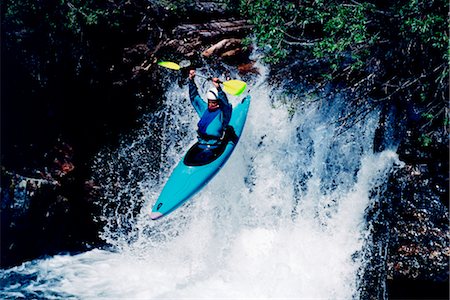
[158, 61, 247, 96]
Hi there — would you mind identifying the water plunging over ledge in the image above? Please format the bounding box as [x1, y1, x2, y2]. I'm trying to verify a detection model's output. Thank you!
[0, 64, 401, 299]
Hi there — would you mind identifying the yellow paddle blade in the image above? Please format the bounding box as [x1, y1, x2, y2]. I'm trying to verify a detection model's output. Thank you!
[222, 80, 247, 96]
[158, 61, 181, 70]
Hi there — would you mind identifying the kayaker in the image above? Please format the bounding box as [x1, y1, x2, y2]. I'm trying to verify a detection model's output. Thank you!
[188, 69, 233, 145]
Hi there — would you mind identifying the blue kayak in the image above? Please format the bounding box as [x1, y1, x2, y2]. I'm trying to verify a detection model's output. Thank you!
[150, 95, 251, 220]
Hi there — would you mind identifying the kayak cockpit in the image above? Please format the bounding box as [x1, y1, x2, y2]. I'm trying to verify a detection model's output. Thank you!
[184, 126, 239, 167]
[184, 142, 227, 166]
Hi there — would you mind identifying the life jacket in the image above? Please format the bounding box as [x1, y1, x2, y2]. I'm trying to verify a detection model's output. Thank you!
[197, 108, 223, 142]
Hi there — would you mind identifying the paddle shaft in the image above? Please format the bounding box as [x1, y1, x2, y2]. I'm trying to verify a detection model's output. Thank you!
[192, 73, 223, 84]
[158, 61, 246, 95]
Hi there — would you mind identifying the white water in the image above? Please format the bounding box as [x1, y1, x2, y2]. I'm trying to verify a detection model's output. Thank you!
[1, 64, 401, 299]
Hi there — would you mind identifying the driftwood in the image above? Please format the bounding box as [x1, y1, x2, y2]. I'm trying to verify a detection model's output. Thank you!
[153, 19, 252, 57]
[173, 19, 252, 40]
[137, 19, 254, 72]
[201, 38, 242, 57]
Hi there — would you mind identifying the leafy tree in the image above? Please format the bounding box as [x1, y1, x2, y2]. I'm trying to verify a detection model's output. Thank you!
[1, 0, 151, 172]
[241, 0, 449, 146]
[3, 0, 123, 85]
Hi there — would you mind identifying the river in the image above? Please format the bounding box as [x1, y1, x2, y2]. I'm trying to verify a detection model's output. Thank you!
[0, 62, 401, 299]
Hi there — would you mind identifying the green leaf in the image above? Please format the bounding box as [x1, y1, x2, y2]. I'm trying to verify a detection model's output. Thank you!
[418, 134, 433, 147]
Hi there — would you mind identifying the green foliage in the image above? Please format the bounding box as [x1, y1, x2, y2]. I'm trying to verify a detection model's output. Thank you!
[240, 0, 448, 70]
[398, 0, 449, 63]
[241, 0, 449, 142]
[314, 2, 375, 70]
[3, 0, 123, 85]
[153, 0, 239, 16]
[240, 0, 289, 63]
[153, 0, 192, 13]
[418, 134, 433, 147]
[241, 0, 377, 67]
[63, 0, 119, 31]
[444, 116, 450, 126]
[5, 0, 120, 35]
[422, 113, 434, 120]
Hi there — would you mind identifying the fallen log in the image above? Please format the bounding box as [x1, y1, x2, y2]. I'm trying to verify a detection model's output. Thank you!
[201, 38, 242, 57]
[172, 19, 252, 40]
[141, 18, 254, 70]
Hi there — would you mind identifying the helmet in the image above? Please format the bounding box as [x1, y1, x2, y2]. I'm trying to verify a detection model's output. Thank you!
[206, 88, 218, 101]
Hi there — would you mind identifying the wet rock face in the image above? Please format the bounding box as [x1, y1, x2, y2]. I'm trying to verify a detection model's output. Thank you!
[386, 119, 449, 283]
[376, 112, 449, 298]
[1, 139, 102, 268]
[387, 166, 449, 282]
[360, 150, 448, 299]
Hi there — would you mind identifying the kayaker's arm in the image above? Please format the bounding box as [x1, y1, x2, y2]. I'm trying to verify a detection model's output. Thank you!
[215, 83, 229, 106]
[188, 71, 207, 116]
[188, 77, 199, 99]
[212, 78, 232, 128]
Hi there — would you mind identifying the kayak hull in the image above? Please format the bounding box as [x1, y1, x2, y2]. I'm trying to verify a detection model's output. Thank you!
[150, 95, 251, 220]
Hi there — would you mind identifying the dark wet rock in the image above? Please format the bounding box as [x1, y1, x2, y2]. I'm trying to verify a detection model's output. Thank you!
[386, 166, 449, 282]
[1, 138, 103, 268]
[1, 174, 101, 268]
[359, 158, 448, 300]
[387, 279, 449, 300]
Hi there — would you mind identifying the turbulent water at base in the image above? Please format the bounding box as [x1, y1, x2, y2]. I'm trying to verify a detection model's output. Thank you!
[1, 63, 402, 299]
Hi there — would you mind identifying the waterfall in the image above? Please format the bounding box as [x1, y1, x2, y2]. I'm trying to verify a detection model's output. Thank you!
[0, 63, 401, 299]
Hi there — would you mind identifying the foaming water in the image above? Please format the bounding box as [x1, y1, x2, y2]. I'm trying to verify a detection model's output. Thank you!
[0, 64, 401, 299]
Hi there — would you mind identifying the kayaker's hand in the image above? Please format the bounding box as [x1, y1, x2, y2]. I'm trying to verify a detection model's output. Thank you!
[189, 70, 196, 80]
[212, 77, 220, 88]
